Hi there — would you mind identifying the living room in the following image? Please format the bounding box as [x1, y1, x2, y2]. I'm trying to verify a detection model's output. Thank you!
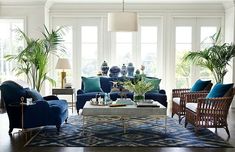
[0, 0, 235, 152]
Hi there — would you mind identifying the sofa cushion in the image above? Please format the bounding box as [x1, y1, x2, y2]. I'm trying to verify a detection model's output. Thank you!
[186, 103, 197, 112]
[172, 97, 180, 105]
[144, 77, 161, 92]
[47, 99, 68, 113]
[206, 83, 234, 98]
[82, 77, 103, 93]
[191, 79, 211, 92]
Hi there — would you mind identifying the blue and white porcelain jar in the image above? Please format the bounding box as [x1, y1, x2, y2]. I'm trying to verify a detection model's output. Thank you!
[127, 62, 135, 77]
[121, 64, 127, 77]
[101, 61, 109, 76]
[109, 66, 120, 77]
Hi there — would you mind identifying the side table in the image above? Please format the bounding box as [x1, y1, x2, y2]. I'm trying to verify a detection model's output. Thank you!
[52, 88, 75, 113]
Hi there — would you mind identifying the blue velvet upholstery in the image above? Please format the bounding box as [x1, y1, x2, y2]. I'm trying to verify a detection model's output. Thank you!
[0, 80, 68, 134]
[76, 77, 167, 112]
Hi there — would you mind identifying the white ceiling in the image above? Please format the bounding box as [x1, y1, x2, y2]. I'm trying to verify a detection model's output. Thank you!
[0, 0, 233, 4]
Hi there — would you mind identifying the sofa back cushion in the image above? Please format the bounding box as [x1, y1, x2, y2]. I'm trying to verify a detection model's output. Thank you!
[206, 83, 234, 98]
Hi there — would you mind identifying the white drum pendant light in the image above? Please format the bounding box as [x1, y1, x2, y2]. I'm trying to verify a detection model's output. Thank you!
[108, 0, 138, 32]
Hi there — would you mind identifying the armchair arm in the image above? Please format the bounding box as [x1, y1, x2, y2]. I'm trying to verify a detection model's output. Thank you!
[195, 97, 233, 125]
[43, 95, 59, 101]
[159, 89, 166, 94]
[77, 89, 84, 95]
[185, 92, 208, 103]
[172, 88, 190, 98]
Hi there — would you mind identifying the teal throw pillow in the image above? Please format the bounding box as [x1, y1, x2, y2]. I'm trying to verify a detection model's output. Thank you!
[26, 89, 44, 101]
[191, 79, 211, 92]
[206, 83, 234, 98]
[82, 77, 103, 93]
[144, 77, 161, 93]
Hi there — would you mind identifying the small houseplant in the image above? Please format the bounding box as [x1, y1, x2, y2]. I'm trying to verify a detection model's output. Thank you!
[123, 76, 154, 102]
[183, 29, 235, 83]
[5, 26, 66, 92]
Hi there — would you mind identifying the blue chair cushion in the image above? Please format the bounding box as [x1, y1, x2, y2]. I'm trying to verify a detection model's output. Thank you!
[191, 79, 211, 92]
[26, 89, 44, 101]
[82, 77, 103, 93]
[206, 83, 234, 98]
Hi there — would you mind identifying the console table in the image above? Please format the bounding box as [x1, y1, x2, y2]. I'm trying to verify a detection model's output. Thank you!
[52, 88, 75, 113]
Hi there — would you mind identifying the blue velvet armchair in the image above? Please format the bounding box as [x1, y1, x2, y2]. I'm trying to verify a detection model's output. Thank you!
[0, 81, 68, 134]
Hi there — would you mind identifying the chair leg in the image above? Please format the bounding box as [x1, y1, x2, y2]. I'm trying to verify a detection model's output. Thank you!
[225, 125, 230, 137]
[56, 125, 61, 132]
[8, 128, 13, 135]
[185, 119, 188, 128]
[171, 112, 174, 118]
[65, 118, 68, 124]
[77, 110, 80, 115]
[215, 127, 218, 134]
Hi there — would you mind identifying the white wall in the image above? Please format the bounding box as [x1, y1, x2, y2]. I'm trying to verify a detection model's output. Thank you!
[0, 4, 45, 38]
[225, 3, 235, 108]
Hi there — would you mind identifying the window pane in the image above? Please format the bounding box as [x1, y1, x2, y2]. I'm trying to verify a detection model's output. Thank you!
[141, 27, 157, 43]
[0, 19, 24, 81]
[116, 32, 132, 43]
[140, 26, 158, 76]
[199, 26, 217, 82]
[176, 26, 192, 43]
[81, 26, 98, 76]
[82, 26, 97, 43]
[116, 32, 132, 66]
[175, 26, 192, 88]
[116, 44, 132, 65]
[56, 26, 73, 87]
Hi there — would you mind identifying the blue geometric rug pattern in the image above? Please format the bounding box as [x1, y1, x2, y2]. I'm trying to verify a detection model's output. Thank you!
[26, 115, 233, 147]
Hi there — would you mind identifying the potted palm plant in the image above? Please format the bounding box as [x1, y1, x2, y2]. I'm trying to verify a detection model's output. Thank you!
[5, 26, 65, 92]
[183, 29, 235, 83]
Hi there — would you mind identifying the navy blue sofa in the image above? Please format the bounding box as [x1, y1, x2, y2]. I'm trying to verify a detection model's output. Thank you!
[0, 81, 68, 134]
[76, 77, 167, 113]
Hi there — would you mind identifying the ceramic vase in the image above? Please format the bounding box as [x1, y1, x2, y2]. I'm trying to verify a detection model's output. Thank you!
[121, 64, 127, 77]
[127, 62, 135, 77]
[101, 61, 109, 76]
[109, 66, 120, 77]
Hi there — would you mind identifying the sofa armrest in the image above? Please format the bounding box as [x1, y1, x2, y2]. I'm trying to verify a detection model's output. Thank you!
[43, 95, 59, 101]
[159, 89, 166, 94]
[77, 89, 84, 95]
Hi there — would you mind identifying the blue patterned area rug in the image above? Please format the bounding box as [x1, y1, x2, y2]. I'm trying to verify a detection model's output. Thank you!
[26, 115, 232, 147]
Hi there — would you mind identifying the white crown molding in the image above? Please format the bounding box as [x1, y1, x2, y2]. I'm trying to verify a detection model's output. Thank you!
[49, 3, 224, 15]
[0, 0, 46, 7]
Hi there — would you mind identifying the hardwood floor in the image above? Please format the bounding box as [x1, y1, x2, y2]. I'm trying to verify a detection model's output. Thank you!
[0, 109, 235, 152]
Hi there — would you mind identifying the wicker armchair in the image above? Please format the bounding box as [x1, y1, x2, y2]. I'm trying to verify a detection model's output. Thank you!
[172, 83, 212, 123]
[185, 88, 235, 136]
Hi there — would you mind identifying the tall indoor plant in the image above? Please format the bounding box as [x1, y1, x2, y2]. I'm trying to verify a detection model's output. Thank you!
[5, 26, 65, 92]
[183, 29, 235, 83]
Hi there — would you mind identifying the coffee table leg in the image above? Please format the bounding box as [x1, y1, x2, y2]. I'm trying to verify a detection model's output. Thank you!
[82, 116, 85, 135]
[165, 116, 167, 134]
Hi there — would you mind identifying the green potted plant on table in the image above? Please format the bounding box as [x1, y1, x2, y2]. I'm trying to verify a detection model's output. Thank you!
[123, 77, 154, 102]
[5, 26, 65, 92]
[183, 29, 235, 83]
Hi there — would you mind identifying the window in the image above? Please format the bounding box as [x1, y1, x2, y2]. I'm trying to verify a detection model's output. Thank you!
[116, 32, 132, 66]
[141, 26, 158, 76]
[175, 26, 192, 88]
[0, 19, 24, 82]
[81, 26, 98, 76]
[199, 26, 217, 81]
[56, 26, 73, 87]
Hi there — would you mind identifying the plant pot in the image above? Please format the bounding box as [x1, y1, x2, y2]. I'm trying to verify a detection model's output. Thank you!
[133, 93, 145, 102]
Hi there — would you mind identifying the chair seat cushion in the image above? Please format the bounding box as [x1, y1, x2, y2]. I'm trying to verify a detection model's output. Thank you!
[173, 97, 180, 105]
[186, 103, 198, 112]
[47, 99, 68, 113]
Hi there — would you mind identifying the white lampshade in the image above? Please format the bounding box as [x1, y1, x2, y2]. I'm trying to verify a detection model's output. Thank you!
[55, 58, 71, 70]
[108, 12, 138, 32]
